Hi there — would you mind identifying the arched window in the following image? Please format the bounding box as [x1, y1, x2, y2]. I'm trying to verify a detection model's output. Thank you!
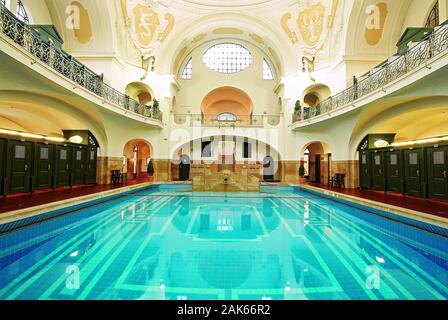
[17, 0, 30, 24]
[203, 43, 252, 74]
[263, 59, 274, 80]
[425, 1, 439, 28]
[181, 58, 192, 80]
[217, 113, 237, 122]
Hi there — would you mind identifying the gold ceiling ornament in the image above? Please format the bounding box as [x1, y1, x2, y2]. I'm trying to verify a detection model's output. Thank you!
[327, 0, 339, 28]
[281, 0, 339, 49]
[281, 13, 298, 44]
[158, 13, 175, 42]
[192, 33, 207, 44]
[212, 28, 244, 35]
[249, 33, 265, 45]
[123, 0, 175, 58]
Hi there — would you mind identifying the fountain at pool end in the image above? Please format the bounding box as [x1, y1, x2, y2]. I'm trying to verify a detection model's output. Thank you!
[192, 165, 260, 192]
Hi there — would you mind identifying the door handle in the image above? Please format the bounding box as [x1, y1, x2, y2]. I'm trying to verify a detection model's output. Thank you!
[416, 170, 420, 177]
[48, 164, 51, 171]
[444, 171, 447, 178]
[24, 164, 28, 172]
[395, 169, 399, 176]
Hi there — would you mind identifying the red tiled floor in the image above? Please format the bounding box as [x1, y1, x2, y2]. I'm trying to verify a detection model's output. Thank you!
[306, 182, 448, 219]
[0, 178, 151, 214]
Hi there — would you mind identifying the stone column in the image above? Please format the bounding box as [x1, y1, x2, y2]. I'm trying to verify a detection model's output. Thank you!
[332, 160, 360, 189]
[96, 156, 125, 185]
[283, 160, 300, 184]
[153, 159, 170, 182]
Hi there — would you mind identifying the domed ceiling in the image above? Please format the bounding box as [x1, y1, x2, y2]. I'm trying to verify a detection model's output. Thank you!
[44, 0, 412, 76]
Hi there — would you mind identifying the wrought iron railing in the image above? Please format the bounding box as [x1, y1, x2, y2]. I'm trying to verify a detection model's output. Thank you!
[0, 4, 163, 122]
[296, 23, 448, 122]
[190, 114, 265, 127]
[172, 113, 278, 127]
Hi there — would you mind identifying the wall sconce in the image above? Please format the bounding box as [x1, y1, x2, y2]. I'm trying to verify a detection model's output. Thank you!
[141, 55, 156, 80]
[302, 56, 316, 82]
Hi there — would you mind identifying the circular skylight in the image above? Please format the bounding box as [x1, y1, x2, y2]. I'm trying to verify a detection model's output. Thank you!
[203, 43, 252, 74]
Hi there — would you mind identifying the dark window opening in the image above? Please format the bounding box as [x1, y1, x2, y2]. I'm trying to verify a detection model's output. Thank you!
[425, 1, 439, 28]
[243, 142, 252, 159]
[202, 141, 212, 158]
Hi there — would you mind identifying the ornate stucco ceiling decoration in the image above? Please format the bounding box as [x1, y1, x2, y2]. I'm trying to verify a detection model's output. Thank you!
[192, 33, 207, 44]
[249, 33, 264, 45]
[212, 28, 244, 35]
[121, 0, 175, 58]
[176, 0, 277, 9]
[281, 0, 340, 52]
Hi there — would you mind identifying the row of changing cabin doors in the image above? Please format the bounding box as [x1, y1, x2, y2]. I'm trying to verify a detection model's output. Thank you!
[359, 146, 448, 201]
[0, 138, 98, 195]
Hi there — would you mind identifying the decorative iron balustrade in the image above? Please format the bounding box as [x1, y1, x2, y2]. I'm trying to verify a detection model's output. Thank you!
[0, 4, 163, 122]
[175, 114, 274, 127]
[296, 23, 448, 122]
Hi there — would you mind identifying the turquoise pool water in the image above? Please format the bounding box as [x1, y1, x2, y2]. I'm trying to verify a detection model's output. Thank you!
[0, 185, 447, 300]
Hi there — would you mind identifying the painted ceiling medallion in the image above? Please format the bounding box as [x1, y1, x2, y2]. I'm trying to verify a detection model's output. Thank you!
[122, 0, 175, 58]
[281, 0, 339, 50]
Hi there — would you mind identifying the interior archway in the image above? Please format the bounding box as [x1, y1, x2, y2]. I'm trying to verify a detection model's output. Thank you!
[125, 82, 154, 106]
[201, 87, 253, 124]
[301, 142, 331, 184]
[123, 139, 153, 180]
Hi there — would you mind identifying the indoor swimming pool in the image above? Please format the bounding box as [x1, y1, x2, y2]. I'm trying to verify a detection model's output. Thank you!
[0, 185, 447, 300]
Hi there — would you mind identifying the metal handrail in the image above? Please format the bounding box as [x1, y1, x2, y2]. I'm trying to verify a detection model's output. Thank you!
[0, 4, 163, 122]
[296, 24, 448, 122]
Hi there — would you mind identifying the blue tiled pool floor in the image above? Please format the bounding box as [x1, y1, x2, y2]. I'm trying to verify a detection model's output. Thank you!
[0, 185, 447, 300]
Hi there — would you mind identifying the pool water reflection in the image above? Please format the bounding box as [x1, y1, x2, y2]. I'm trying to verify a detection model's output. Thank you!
[0, 185, 447, 300]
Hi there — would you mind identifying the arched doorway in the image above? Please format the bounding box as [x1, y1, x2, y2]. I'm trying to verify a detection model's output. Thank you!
[301, 142, 331, 184]
[263, 156, 275, 182]
[179, 154, 191, 181]
[123, 139, 152, 180]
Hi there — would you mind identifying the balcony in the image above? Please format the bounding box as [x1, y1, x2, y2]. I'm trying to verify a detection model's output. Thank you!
[172, 113, 281, 127]
[292, 22, 448, 126]
[0, 4, 162, 122]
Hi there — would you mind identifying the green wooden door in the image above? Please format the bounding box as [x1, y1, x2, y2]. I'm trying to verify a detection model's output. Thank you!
[0, 139, 5, 195]
[73, 147, 87, 185]
[370, 152, 385, 190]
[86, 147, 97, 184]
[359, 151, 370, 189]
[427, 147, 448, 201]
[385, 150, 402, 193]
[55, 145, 72, 188]
[404, 149, 424, 197]
[33, 143, 54, 190]
[8, 140, 32, 194]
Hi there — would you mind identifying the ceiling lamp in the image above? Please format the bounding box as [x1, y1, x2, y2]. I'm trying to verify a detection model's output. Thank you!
[0, 128, 66, 142]
[391, 136, 448, 147]
[374, 140, 390, 148]
[68, 135, 84, 144]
